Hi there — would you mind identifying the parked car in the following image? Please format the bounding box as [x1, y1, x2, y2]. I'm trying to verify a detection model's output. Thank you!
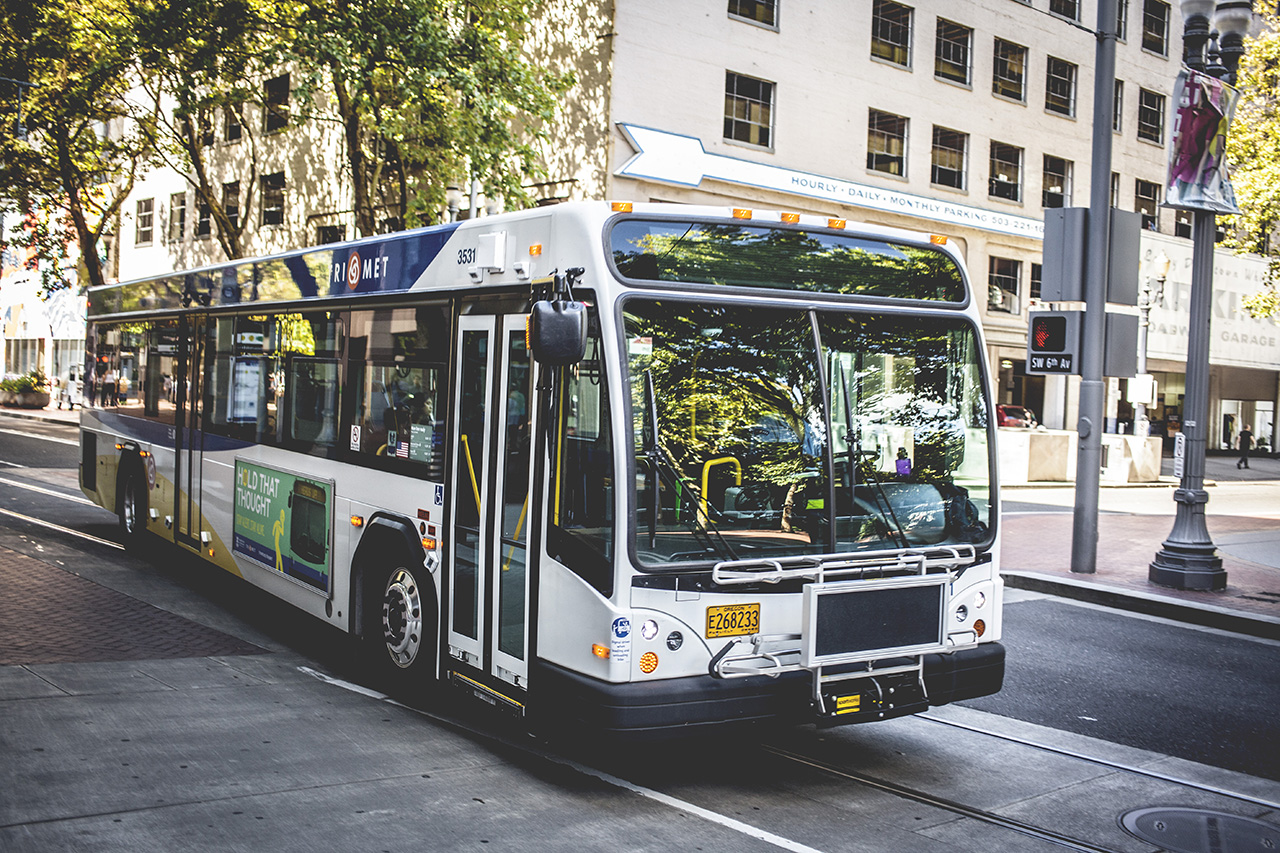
[996, 404, 1037, 428]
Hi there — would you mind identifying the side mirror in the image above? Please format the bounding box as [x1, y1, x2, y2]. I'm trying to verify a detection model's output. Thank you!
[528, 299, 587, 366]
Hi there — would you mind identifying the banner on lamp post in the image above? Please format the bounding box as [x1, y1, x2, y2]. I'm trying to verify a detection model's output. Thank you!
[1165, 69, 1242, 214]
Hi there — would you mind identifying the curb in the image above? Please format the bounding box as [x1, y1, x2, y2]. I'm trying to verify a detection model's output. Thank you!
[1003, 570, 1280, 641]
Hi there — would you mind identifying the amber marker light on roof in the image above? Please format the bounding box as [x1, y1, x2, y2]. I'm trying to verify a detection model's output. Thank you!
[611, 202, 633, 212]
[781, 212, 800, 223]
[828, 218, 847, 229]
[351, 515, 364, 528]
[529, 244, 542, 256]
[930, 235, 949, 245]
[732, 208, 752, 219]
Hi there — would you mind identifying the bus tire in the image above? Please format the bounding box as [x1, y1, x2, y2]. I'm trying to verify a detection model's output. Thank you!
[364, 560, 437, 697]
[117, 462, 149, 551]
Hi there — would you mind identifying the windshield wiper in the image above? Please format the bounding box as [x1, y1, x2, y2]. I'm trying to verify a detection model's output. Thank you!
[642, 370, 739, 561]
[836, 359, 909, 549]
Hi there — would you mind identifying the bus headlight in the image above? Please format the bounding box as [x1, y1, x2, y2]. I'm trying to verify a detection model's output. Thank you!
[640, 619, 659, 641]
[955, 604, 969, 623]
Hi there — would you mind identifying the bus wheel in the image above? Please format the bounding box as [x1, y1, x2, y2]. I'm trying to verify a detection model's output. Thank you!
[366, 563, 436, 695]
[118, 465, 148, 550]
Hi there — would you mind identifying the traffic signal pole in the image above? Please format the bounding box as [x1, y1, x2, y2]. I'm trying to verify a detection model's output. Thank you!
[1070, 0, 1118, 574]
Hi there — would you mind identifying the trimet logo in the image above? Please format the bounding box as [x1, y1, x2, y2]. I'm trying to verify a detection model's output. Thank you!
[333, 249, 391, 290]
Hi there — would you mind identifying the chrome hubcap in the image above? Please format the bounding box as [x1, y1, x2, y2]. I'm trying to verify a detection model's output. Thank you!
[382, 568, 423, 668]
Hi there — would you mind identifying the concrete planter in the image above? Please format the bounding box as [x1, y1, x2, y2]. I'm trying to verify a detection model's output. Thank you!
[0, 390, 51, 409]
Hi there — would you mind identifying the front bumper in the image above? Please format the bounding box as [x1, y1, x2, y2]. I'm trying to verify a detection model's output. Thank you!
[531, 642, 1005, 740]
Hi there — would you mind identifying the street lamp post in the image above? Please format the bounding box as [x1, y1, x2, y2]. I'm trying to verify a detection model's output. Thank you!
[1134, 252, 1170, 440]
[1149, 0, 1252, 591]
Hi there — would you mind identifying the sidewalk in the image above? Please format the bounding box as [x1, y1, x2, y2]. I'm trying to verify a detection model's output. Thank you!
[5, 404, 1279, 640]
[1002, 453, 1280, 641]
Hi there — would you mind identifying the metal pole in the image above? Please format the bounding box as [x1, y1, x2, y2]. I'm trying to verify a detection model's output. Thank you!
[1134, 285, 1150, 436]
[1149, 210, 1226, 589]
[1070, 0, 1119, 574]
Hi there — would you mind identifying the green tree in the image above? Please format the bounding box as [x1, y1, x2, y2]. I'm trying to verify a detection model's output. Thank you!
[1225, 0, 1280, 317]
[131, 0, 285, 260]
[288, 0, 570, 236]
[0, 0, 157, 293]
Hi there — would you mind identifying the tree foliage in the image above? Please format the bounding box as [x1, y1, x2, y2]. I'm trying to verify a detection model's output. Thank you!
[1225, 0, 1280, 318]
[0, 0, 570, 289]
[287, 0, 571, 236]
[0, 0, 157, 293]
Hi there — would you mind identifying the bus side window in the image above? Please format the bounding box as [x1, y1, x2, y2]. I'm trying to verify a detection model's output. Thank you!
[548, 310, 615, 596]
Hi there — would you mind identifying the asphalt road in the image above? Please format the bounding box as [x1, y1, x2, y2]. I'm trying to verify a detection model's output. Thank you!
[962, 591, 1280, 780]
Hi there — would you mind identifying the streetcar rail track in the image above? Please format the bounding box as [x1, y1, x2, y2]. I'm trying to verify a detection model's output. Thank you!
[918, 712, 1280, 811]
[762, 744, 1126, 853]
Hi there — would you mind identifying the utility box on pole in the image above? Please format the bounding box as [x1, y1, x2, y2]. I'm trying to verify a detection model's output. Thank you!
[1041, 208, 1088, 302]
[1103, 311, 1140, 377]
[1107, 210, 1142, 306]
[1026, 310, 1083, 374]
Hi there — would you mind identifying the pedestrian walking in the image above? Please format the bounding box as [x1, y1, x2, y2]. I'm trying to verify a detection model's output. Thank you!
[1237, 425, 1254, 469]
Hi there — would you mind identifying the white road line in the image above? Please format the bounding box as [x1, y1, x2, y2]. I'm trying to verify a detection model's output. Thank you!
[0, 506, 124, 550]
[0, 476, 94, 505]
[0, 427, 78, 446]
[0, 459, 26, 468]
[297, 667, 828, 853]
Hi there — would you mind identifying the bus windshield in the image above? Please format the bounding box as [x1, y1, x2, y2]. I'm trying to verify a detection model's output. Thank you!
[625, 299, 991, 568]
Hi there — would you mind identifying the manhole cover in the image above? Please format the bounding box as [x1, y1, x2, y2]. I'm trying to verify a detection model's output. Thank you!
[1119, 807, 1278, 853]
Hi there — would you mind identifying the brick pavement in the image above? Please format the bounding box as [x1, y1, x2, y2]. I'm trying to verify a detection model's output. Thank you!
[0, 546, 265, 665]
[1002, 511, 1280, 622]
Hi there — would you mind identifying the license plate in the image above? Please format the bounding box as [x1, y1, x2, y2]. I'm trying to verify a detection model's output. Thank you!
[706, 603, 760, 638]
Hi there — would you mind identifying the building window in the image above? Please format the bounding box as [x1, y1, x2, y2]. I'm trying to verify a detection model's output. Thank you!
[1117, 0, 1130, 40]
[225, 103, 243, 142]
[169, 192, 186, 243]
[724, 71, 774, 148]
[1050, 0, 1079, 20]
[1113, 80, 1124, 132]
[222, 181, 240, 231]
[988, 257, 1021, 315]
[931, 126, 967, 189]
[868, 109, 908, 176]
[1045, 56, 1078, 117]
[989, 141, 1022, 202]
[264, 74, 290, 133]
[1030, 262, 1043, 301]
[1111, 172, 1121, 207]
[317, 225, 346, 245]
[993, 39, 1027, 101]
[1175, 211, 1192, 238]
[1043, 155, 1072, 208]
[261, 172, 285, 226]
[872, 0, 912, 67]
[1137, 88, 1165, 143]
[728, 0, 776, 27]
[1142, 0, 1169, 55]
[197, 199, 211, 237]
[136, 198, 154, 245]
[935, 19, 972, 84]
[1136, 179, 1161, 230]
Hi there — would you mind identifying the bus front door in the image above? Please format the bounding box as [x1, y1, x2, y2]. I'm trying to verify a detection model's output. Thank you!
[448, 312, 534, 695]
[174, 314, 206, 547]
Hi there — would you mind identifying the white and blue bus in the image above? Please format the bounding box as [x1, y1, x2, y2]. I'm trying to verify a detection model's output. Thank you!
[81, 202, 1004, 737]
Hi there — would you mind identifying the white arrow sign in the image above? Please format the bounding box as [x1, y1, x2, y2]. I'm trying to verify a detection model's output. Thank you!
[615, 124, 1046, 241]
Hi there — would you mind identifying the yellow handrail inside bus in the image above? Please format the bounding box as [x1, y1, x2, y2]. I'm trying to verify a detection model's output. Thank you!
[503, 494, 529, 572]
[460, 434, 482, 513]
[700, 457, 742, 524]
